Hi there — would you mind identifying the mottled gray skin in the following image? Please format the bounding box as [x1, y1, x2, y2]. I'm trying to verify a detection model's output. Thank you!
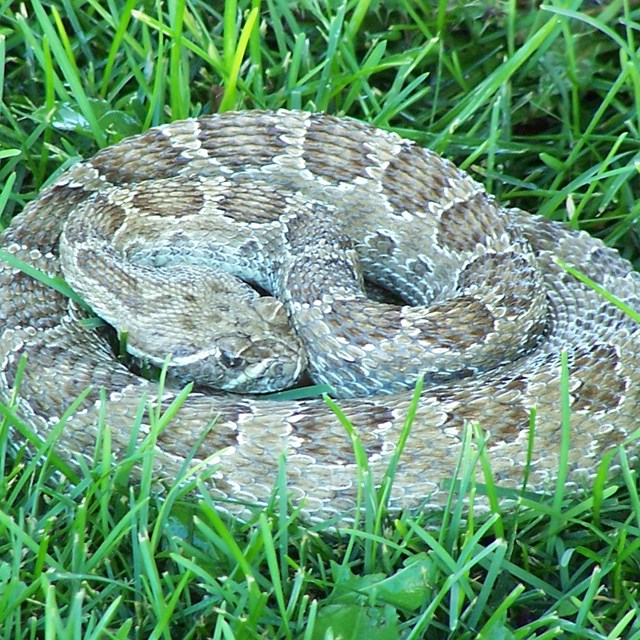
[1, 110, 639, 523]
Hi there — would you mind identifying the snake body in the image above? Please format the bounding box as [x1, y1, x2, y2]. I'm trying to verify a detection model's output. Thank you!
[1, 110, 640, 521]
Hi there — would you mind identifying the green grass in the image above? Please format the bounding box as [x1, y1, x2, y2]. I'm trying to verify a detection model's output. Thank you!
[1, 0, 640, 638]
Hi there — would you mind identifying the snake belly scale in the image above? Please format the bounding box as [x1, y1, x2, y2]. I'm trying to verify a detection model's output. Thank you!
[1, 110, 639, 521]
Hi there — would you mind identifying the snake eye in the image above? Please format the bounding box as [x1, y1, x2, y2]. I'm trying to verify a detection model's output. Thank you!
[220, 350, 244, 369]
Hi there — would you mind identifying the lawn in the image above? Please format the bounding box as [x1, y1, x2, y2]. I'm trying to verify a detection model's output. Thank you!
[1, 1, 640, 638]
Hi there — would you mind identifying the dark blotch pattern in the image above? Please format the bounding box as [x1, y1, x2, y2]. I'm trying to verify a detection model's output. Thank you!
[301, 117, 375, 183]
[131, 183, 206, 220]
[436, 193, 505, 251]
[90, 128, 192, 184]
[197, 115, 291, 171]
[571, 344, 626, 413]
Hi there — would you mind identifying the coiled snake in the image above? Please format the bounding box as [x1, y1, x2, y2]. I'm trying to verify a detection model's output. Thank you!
[1, 110, 639, 521]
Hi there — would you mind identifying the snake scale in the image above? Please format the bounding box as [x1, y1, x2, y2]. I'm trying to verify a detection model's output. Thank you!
[1, 110, 640, 521]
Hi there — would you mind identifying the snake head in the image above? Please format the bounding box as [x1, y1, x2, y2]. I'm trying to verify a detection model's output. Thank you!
[123, 297, 307, 394]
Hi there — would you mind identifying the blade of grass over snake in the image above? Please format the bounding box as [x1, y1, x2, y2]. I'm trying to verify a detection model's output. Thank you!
[556, 258, 640, 322]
